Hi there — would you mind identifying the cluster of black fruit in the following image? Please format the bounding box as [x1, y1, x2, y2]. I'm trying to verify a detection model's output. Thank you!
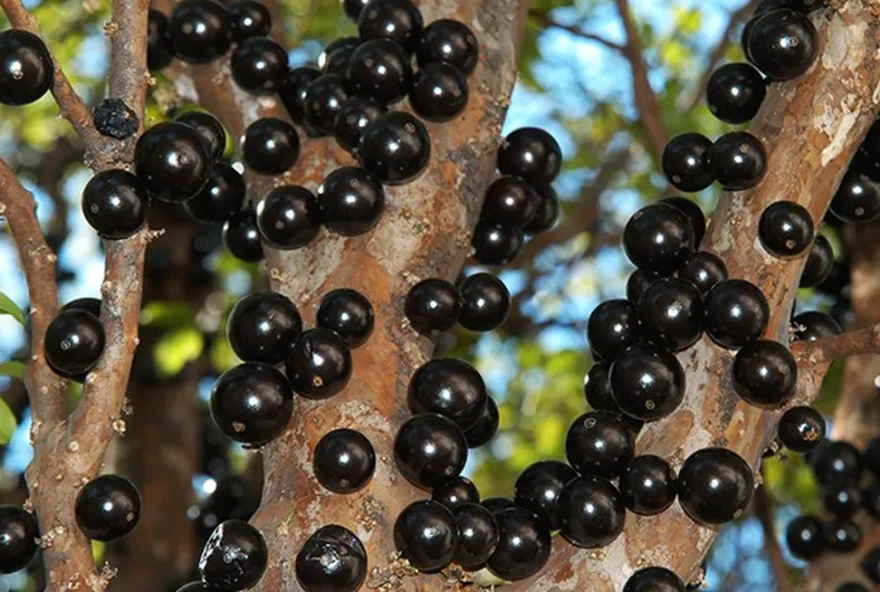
[784, 436, 880, 592]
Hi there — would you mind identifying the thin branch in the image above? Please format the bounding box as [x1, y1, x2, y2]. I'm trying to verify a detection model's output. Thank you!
[107, 0, 150, 129]
[792, 323, 880, 365]
[528, 9, 626, 53]
[755, 486, 792, 592]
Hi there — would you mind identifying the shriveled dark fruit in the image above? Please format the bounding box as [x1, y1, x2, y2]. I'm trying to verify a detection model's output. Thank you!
[586, 299, 641, 361]
[830, 166, 880, 224]
[565, 411, 635, 478]
[677, 251, 728, 295]
[393, 500, 457, 572]
[81, 169, 149, 239]
[295, 524, 367, 592]
[732, 340, 797, 409]
[706, 62, 766, 124]
[824, 484, 862, 519]
[279, 67, 321, 124]
[333, 97, 386, 153]
[75, 475, 141, 542]
[241, 117, 300, 175]
[135, 121, 211, 202]
[0, 29, 52, 106]
[777, 405, 826, 453]
[184, 162, 246, 223]
[704, 279, 769, 349]
[256, 185, 322, 250]
[209, 363, 294, 445]
[285, 328, 352, 399]
[0, 506, 38, 574]
[746, 8, 818, 81]
[677, 447, 755, 525]
[584, 362, 617, 411]
[659, 196, 706, 247]
[618, 455, 677, 516]
[624, 203, 695, 275]
[357, 0, 424, 53]
[45, 309, 105, 378]
[800, 235, 834, 288]
[662, 133, 715, 192]
[417, 18, 479, 74]
[222, 208, 264, 262]
[826, 520, 862, 553]
[359, 111, 431, 184]
[405, 278, 459, 336]
[432, 476, 480, 511]
[408, 357, 487, 430]
[313, 428, 375, 494]
[471, 222, 524, 266]
[347, 39, 413, 105]
[637, 277, 704, 352]
[453, 503, 498, 571]
[199, 519, 268, 590]
[486, 507, 551, 581]
[557, 475, 626, 549]
[759, 201, 815, 258]
[624, 567, 686, 592]
[610, 345, 685, 422]
[791, 311, 842, 342]
[229, 0, 272, 41]
[316, 288, 374, 348]
[464, 397, 499, 448]
[708, 131, 767, 191]
[231, 37, 288, 95]
[168, 0, 233, 64]
[147, 10, 174, 72]
[394, 413, 468, 489]
[523, 183, 560, 234]
[319, 37, 359, 76]
[481, 176, 540, 228]
[811, 441, 862, 486]
[409, 62, 469, 122]
[457, 272, 510, 332]
[317, 166, 385, 236]
[785, 515, 825, 559]
[513, 460, 578, 530]
[497, 127, 562, 185]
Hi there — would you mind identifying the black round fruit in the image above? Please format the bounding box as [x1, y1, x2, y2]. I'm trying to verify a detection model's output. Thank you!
[677, 448, 754, 525]
[147, 10, 174, 72]
[295, 524, 367, 592]
[557, 475, 626, 549]
[706, 62, 766, 124]
[586, 299, 641, 361]
[464, 396, 499, 448]
[199, 519, 268, 590]
[135, 121, 211, 202]
[316, 288, 374, 347]
[229, 0, 272, 41]
[704, 279, 769, 349]
[785, 515, 824, 559]
[747, 9, 818, 81]
[513, 460, 578, 530]
[319, 37, 360, 76]
[168, 0, 233, 64]
[481, 176, 540, 228]
[824, 484, 862, 519]
[285, 328, 352, 399]
[210, 363, 294, 445]
[394, 500, 457, 572]
[659, 196, 707, 247]
[584, 362, 616, 411]
[347, 39, 413, 105]
[305, 74, 352, 136]
[791, 311, 842, 342]
[0, 29, 52, 106]
[732, 340, 797, 409]
[623, 203, 695, 275]
[256, 185, 322, 250]
[626, 269, 660, 304]
[457, 272, 510, 332]
[800, 235, 834, 288]
[408, 358, 487, 430]
[777, 406, 826, 453]
[471, 222, 523, 266]
[759, 201, 815, 258]
[432, 476, 480, 511]
[523, 183, 560, 234]
[279, 67, 321, 124]
[487, 507, 551, 581]
[637, 277, 704, 352]
[223, 208, 264, 262]
[317, 167, 385, 236]
[0, 506, 38, 574]
[184, 162, 246, 223]
[342, 0, 370, 21]
[75, 475, 141, 542]
[333, 96, 386, 153]
[359, 111, 431, 184]
[826, 520, 862, 553]
[830, 166, 880, 224]
[619, 455, 677, 516]
[609, 345, 685, 422]
[231, 37, 288, 95]
[176, 111, 227, 163]
[45, 309, 106, 378]
[241, 118, 300, 175]
[417, 18, 479, 74]
[662, 133, 715, 192]
[357, 0, 424, 53]
[81, 169, 149, 239]
[453, 503, 498, 571]
[409, 62, 469, 122]
[394, 413, 468, 489]
[313, 428, 375, 494]
[811, 441, 862, 486]
[624, 567, 686, 592]
[482, 497, 515, 515]
[708, 131, 767, 191]
[565, 411, 635, 478]
[678, 251, 728, 295]
[405, 278, 459, 335]
[861, 547, 880, 585]
[497, 127, 562, 185]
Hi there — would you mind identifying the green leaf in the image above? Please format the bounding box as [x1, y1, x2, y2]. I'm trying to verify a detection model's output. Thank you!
[0, 292, 26, 326]
[154, 326, 205, 378]
[0, 361, 26, 380]
[0, 398, 17, 445]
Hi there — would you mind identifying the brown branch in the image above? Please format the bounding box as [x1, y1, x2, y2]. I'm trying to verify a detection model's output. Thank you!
[528, 9, 626, 53]
[755, 486, 792, 592]
[792, 323, 880, 364]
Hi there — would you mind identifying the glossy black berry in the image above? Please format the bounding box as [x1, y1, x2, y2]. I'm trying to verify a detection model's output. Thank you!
[75, 475, 141, 541]
[800, 235, 834, 288]
[830, 166, 880, 224]
[93, 98, 139, 141]
[624, 567, 686, 592]
[747, 9, 818, 81]
[678, 448, 754, 525]
[231, 37, 288, 95]
[285, 328, 352, 399]
[394, 500, 457, 572]
[81, 169, 149, 239]
[471, 222, 523, 266]
[333, 96, 386, 153]
[777, 406, 826, 453]
[184, 162, 246, 223]
[417, 19, 479, 75]
[0, 506, 38, 574]
[481, 176, 540, 228]
[176, 111, 227, 164]
[812, 441, 862, 486]
[586, 299, 640, 361]
[241, 117, 300, 175]
[523, 183, 559, 234]
[317, 288, 374, 347]
[59, 297, 102, 317]
[228, 291, 302, 366]
[759, 201, 815, 258]
[256, 185, 322, 250]
[405, 278, 459, 335]
[704, 279, 769, 348]
[223, 208, 264, 262]
[487, 507, 551, 581]
[583, 363, 615, 412]
[785, 515, 825, 559]
[295, 524, 367, 592]
[707, 62, 766, 124]
[229, 0, 272, 42]
[199, 519, 267, 590]
[482, 497, 515, 515]
[565, 411, 635, 478]
[457, 272, 510, 332]
[557, 475, 625, 548]
[626, 269, 660, 304]
[638, 277, 704, 352]
[826, 520, 862, 553]
[836, 583, 869, 592]
[453, 503, 498, 571]
[709, 131, 767, 191]
[0, 29, 52, 106]
[317, 167, 385, 236]
[409, 62, 469, 122]
[678, 251, 728, 296]
[359, 111, 431, 184]
[304, 73, 352, 136]
[168, 0, 232, 64]
[497, 127, 562, 185]
[135, 121, 211, 202]
[357, 0, 424, 53]
[313, 428, 375, 494]
[408, 358, 487, 430]
[394, 413, 468, 489]
[464, 396, 499, 448]
[624, 203, 695, 275]
[513, 461, 578, 530]
[147, 10, 174, 72]
[610, 344, 685, 421]
[662, 133, 715, 192]
[660, 196, 706, 247]
[347, 39, 412, 105]
[732, 340, 797, 409]
[210, 363, 294, 445]
[279, 67, 321, 124]
[45, 309, 105, 378]
[824, 484, 862, 519]
[619, 455, 677, 516]
[319, 37, 359, 76]
[342, 0, 369, 21]
[432, 476, 479, 511]
[792, 311, 841, 343]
